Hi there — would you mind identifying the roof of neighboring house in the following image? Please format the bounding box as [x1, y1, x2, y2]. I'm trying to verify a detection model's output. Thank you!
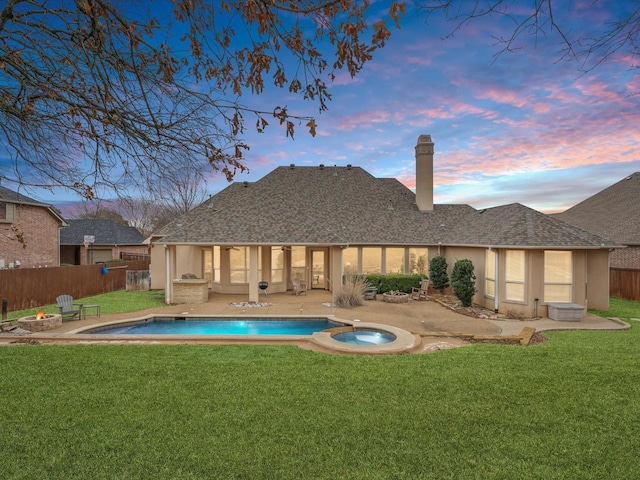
[154, 165, 615, 249]
[0, 185, 66, 225]
[554, 172, 640, 245]
[60, 219, 145, 245]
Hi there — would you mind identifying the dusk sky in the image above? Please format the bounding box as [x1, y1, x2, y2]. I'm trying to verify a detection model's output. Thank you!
[26, 2, 640, 214]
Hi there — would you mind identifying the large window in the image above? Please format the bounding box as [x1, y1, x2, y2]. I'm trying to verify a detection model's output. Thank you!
[409, 248, 428, 275]
[203, 247, 221, 285]
[291, 246, 306, 280]
[485, 249, 496, 298]
[203, 248, 213, 286]
[505, 250, 525, 302]
[544, 251, 572, 302]
[271, 247, 284, 283]
[342, 247, 358, 275]
[213, 246, 220, 283]
[229, 247, 249, 283]
[342, 247, 429, 275]
[385, 248, 405, 274]
[362, 247, 381, 274]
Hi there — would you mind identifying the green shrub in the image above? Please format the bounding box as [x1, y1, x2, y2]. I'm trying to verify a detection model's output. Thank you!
[335, 275, 370, 308]
[429, 255, 449, 293]
[451, 259, 476, 307]
[359, 274, 423, 294]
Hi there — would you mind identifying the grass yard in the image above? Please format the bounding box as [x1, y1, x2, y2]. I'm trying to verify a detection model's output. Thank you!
[6, 289, 167, 320]
[1, 299, 639, 479]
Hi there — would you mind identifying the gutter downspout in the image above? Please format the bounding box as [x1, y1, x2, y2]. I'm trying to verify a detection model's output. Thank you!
[494, 248, 499, 313]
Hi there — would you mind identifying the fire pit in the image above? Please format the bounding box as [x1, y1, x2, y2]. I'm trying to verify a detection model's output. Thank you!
[382, 291, 409, 304]
[18, 310, 62, 332]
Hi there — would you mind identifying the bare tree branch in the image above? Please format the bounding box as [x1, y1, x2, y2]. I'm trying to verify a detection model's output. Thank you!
[0, 0, 405, 197]
[414, 0, 639, 72]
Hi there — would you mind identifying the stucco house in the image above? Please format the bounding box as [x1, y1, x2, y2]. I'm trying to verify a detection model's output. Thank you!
[60, 219, 148, 265]
[149, 135, 616, 316]
[554, 172, 640, 270]
[0, 185, 67, 269]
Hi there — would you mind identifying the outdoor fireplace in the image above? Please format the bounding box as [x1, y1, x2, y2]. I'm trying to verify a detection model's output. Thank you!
[18, 310, 62, 332]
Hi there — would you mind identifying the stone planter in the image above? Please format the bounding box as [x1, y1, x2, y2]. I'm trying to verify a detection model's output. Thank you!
[382, 291, 409, 304]
[18, 313, 62, 332]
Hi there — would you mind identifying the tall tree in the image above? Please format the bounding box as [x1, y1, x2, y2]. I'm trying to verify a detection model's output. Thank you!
[68, 201, 128, 225]
[117, 166, 208, 236]
[0, 0, 405, 197]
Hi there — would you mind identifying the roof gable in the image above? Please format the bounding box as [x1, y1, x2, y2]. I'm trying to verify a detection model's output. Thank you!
[454, 203, 616, 248]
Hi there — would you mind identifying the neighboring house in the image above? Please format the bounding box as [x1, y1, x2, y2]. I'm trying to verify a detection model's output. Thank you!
[149, 135, 616, 316]
[554, 172, 640, 269]
[60, 219, 148, 265]
[0, 185, 67, 268]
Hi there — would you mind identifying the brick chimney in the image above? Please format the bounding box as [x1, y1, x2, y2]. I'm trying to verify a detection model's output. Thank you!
[415, 134, 434, 211]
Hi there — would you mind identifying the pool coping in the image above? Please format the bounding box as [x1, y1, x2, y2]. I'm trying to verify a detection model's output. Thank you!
[11, 314, 420, 355]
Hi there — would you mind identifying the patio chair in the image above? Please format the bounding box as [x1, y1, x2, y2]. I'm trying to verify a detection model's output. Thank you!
[292, 277, 308, 296]
[411, 279, 429, 301]
[56, 295, 83, 321]
[363, 286, 378, 300]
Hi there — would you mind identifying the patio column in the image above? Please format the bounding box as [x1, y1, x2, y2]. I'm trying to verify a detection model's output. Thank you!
[248, 245, 259, 303]
[331, 246, 344, 303]
[164, 245, 171, 304]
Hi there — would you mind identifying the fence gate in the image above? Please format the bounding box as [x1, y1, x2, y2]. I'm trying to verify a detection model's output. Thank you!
[126, 270, 151, 291]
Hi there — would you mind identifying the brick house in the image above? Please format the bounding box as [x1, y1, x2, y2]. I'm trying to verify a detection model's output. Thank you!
[0, 185, 67, 268]
[60, 219, 148, 265]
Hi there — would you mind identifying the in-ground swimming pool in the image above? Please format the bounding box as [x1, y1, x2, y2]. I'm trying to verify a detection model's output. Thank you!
[87, 317, 343, 335]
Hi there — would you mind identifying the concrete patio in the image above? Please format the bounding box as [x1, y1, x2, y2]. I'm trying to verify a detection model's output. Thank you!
[1, 290, 628, 353]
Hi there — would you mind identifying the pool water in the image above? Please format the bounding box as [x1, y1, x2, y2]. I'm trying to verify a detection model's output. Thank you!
[332, 329, 396, 345]
[89, 317, 342, 335]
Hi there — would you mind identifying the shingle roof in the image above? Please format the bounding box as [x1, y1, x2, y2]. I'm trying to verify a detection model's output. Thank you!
[453, 203, 616, 247]
[60, 219, 145, 245]
[0, 185, 42, 204]
[554, 172, 640, 245]
[155, 165, 615, 249]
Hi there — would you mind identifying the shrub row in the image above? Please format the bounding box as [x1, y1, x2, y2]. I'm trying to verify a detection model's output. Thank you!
[343, 274, 425, 294]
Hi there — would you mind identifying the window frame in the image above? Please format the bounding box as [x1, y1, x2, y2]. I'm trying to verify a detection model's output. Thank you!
[543, 250, 573, 303]
[485, 249, 496, 299]
[504, 250, 525, 302]
[0, 202, 14, 223]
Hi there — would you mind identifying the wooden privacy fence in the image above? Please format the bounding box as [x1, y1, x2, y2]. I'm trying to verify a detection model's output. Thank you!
[126, 270, 151, 291]
[0, 260, 150, 313]
[610, 267, 640, 302]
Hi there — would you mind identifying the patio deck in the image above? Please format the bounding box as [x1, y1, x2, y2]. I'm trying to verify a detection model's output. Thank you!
[1, 290, 627, 353]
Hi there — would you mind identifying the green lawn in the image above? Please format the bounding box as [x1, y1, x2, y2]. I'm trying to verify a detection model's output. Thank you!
[6, 289, 167, 319]
[1, 298, 640, 479]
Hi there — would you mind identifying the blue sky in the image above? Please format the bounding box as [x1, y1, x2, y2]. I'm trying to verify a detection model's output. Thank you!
[23, 2, 640, 214]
